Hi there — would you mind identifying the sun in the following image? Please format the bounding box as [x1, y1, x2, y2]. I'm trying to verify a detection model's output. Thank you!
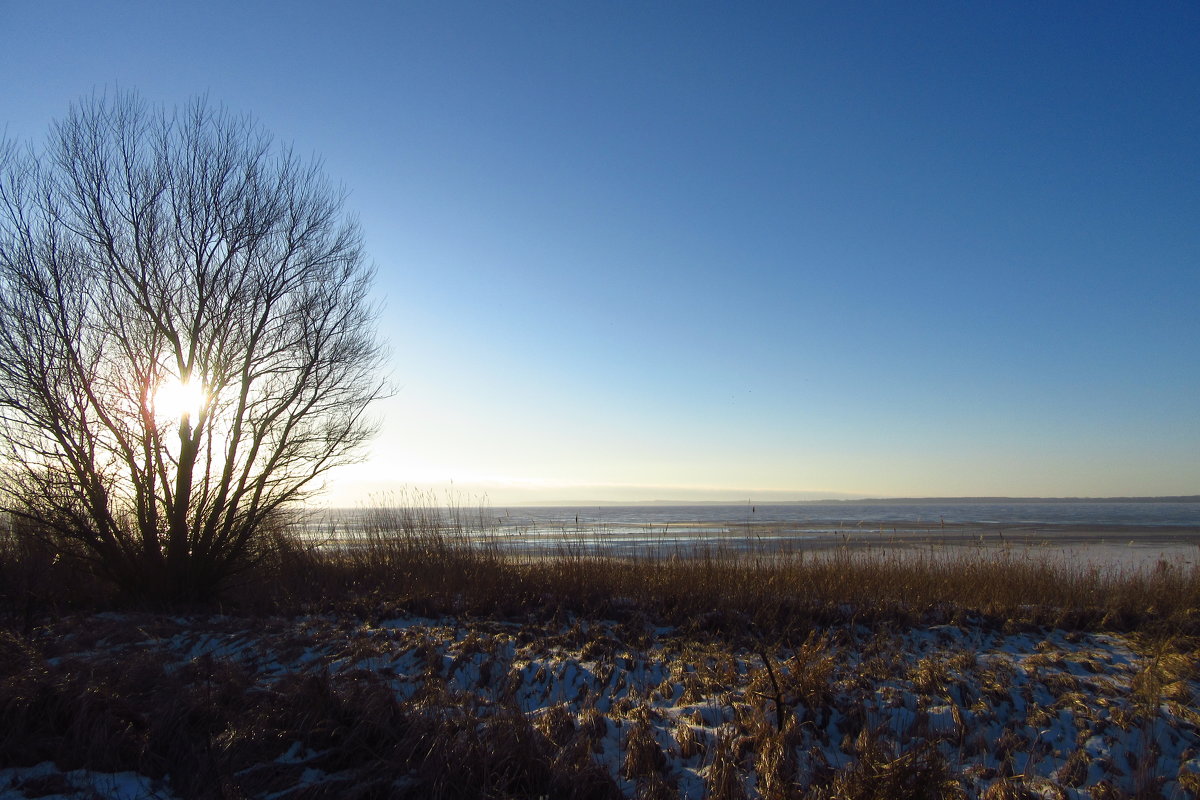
[153, 376, 206, 422]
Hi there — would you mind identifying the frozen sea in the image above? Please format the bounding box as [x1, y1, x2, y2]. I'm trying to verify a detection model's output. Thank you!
[314, 500, 1200, 568]
[496, 500, 1200, 530]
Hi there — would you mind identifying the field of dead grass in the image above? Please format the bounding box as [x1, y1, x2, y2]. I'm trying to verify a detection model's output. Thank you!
[1, 504, 1198, 799]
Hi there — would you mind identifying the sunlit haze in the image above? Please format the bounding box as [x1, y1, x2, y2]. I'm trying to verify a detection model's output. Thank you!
[152, 378, 205, 423]
[4, 3, 1197, 505]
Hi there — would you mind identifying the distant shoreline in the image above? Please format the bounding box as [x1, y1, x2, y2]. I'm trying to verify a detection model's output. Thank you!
[481, 495, 1200, 507]
[793, 495, 1200, 505]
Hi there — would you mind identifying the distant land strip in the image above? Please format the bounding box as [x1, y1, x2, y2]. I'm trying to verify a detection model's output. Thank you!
[574, 496, 1200, 506]
[812, 495, 1200, 505]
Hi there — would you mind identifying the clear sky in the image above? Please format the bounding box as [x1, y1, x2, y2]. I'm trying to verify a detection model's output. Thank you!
[3, 2, 1197, 504]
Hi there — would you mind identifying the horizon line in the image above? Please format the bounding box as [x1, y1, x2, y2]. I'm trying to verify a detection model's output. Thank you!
[314, 493, 1200, 509]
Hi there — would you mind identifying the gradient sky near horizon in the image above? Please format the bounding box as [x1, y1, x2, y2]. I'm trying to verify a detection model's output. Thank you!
[3, 2, 1197, 505]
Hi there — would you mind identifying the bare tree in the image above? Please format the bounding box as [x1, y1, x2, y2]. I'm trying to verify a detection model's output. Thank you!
[0, 92, 386, 601]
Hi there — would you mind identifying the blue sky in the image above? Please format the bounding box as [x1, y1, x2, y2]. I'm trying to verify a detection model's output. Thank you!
[3, 2, 1197, 503]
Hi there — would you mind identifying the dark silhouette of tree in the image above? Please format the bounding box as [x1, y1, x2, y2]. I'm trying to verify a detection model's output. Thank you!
[0, 92, 386, 601]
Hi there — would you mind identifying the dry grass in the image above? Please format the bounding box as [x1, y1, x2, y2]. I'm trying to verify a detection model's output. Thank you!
[809, 732, 964, 800]
[1, 501, 1198, 799]
[219, 503, 1200, 646]
[1, 605, 1195, 799]
[0, 625, 623, 800]
[5, 500, 1197, 641]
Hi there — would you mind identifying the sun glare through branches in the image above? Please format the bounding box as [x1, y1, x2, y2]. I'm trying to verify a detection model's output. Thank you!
[152, 377, 206, 423]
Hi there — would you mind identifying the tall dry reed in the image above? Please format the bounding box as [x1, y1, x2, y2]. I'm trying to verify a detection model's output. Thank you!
[221, 500, 1200, 643]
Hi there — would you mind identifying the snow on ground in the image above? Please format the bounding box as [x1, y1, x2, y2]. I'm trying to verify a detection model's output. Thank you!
[4, 611, 1198, 799]
[0, 761, 179, 799]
